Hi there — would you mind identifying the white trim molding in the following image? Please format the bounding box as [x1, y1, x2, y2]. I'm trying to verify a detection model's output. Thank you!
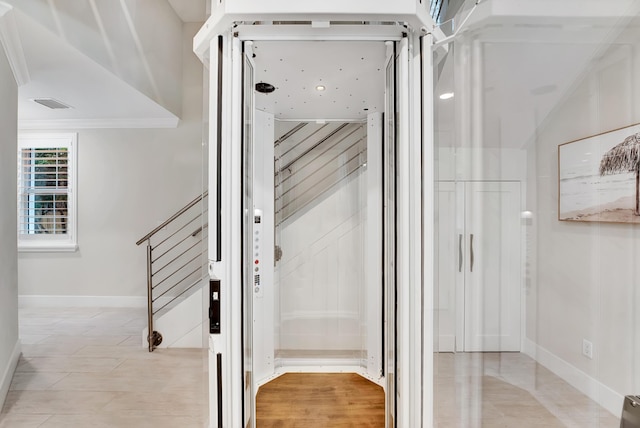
[18, 132, 79, 252]
[524, 338, 622, 419]
[19, 117, 180, 130]
[0, 339, 21, 410]
[0, 3, 30, 86]
[17, 242, 78, 253]
[19, 295, 147, 308]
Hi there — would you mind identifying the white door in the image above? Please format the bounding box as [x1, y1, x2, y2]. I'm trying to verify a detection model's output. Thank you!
[436, 181, 521, 353]
[463, 181, 521, 352]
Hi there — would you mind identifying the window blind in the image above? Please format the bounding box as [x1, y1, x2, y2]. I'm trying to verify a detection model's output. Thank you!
[18, 147, 69, 235]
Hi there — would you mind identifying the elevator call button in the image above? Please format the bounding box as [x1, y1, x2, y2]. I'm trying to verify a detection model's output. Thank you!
[253, 209, 264, 298]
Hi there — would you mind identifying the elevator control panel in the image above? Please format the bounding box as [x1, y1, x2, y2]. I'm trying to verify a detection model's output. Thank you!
[253, 209, 263, 298]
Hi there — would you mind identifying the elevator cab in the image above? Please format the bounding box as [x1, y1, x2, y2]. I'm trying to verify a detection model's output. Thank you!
[195, 4, 435, 426]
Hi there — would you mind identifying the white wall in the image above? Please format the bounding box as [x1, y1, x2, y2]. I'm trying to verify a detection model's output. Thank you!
[0, 29, 20, 408]
[277, 172, 366, 353]
[529, 38, 640, 407]
[18, 23, 204, 304]
[437, 147, 526, 182]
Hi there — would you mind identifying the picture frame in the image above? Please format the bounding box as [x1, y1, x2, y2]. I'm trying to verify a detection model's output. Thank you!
[558, 123, 640, 223]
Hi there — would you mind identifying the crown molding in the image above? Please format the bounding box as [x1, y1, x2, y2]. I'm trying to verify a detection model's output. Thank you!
[0, 3, 30, 86]
[18, 116, 180, 130]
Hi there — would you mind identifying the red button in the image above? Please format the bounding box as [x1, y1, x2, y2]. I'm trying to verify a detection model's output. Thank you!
[255, 260, 259, 264]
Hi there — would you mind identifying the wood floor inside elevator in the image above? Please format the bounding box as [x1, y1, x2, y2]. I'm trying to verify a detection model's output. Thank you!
[255, 373, 385, 427]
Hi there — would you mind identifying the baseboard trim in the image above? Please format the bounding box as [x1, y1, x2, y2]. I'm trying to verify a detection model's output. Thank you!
[274, 359, 364, 371]
[523, 338, 622, 417]
[19, 295, 146, 308]
[0, 340, 21, 409]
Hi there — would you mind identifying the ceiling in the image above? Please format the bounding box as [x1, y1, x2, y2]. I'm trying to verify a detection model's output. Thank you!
[433, 4, 640, 149]
[253, 41, 387, 121]
[167, 0, 208, 23]
[14, 9, 179, 129]
[6, 0, 638, 145]
[246, 3, 639, 151]
[7, 0, 207, 129]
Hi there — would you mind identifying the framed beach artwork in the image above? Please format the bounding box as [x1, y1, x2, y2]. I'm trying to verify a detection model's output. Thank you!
[559, 123, 640, 223]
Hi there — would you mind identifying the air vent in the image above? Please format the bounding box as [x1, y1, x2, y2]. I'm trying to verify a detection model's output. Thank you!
[32, 98, 72, 109]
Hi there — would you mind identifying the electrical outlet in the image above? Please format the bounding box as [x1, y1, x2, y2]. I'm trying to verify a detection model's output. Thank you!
[582, 339, 593, 359]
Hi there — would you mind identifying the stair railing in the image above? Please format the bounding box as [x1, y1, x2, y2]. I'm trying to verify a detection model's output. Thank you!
[275, 122, 367, 225]
[136, 191, 208, 351]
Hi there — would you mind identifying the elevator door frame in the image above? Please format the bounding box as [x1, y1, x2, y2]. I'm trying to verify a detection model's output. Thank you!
[245, 37, 398, 428]
[243, 36, 401, 428]
[208, 27, 429, 428]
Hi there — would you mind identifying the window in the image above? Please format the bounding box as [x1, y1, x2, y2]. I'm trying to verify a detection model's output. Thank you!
[18, 133, 77, 252]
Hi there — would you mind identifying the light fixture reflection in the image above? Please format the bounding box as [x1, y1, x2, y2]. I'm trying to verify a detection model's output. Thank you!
[316, 85, 326, 91]
[439, 92, 454, 100]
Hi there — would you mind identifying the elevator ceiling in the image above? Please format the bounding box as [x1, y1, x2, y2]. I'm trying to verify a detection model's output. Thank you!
[252, 41, 387, 121]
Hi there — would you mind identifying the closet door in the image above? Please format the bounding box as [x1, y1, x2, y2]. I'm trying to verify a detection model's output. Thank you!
[463, 181, 521, 352]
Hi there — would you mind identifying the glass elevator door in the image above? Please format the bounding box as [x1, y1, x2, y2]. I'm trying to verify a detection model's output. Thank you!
[238, 38, 401, 427]
[241, 42, 256, 428]
[383, 40, 398, 428]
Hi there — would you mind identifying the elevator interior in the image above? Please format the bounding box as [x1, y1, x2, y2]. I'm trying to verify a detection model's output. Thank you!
[245, 39, 395, 424]
[250, 39, 385, 368]
[230, 30, 420, 426]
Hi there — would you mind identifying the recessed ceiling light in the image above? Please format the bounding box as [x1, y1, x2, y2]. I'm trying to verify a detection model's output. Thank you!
[316, 85, 326, 91]
[439, 92, 454, 100]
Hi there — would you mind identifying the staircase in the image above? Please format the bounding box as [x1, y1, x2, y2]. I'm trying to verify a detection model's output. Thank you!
[275, 122, 367, 225]
[135, 122, 367, 351]
[136, 192, 208, 351]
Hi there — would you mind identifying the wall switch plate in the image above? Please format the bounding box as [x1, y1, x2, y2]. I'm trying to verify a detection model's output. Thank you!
[582, 339, 593, 359]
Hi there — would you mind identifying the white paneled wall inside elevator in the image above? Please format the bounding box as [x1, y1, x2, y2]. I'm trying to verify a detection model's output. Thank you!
[251, 113, 383, 382]
[276, 171, 366, 354]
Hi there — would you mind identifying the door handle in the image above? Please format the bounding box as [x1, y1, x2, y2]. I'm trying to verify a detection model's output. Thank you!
[458, 234, 463, 272]
[209, 279, 221, 334]
[470, 234, 474, 272]
[216, 352, 223, 427]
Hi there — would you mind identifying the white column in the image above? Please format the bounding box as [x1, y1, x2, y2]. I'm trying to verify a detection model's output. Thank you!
[396, 34, 412, 428]
[207, 33, 223, 428]
[366, 112, 384, 382]
[228, 34, 244, 428]
[421, 32, 435, 428]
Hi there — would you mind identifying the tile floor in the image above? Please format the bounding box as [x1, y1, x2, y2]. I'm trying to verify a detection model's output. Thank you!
[0, 307, 208, 428]
[434, 352, 621, 427]
[1, 308, 624, 427]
